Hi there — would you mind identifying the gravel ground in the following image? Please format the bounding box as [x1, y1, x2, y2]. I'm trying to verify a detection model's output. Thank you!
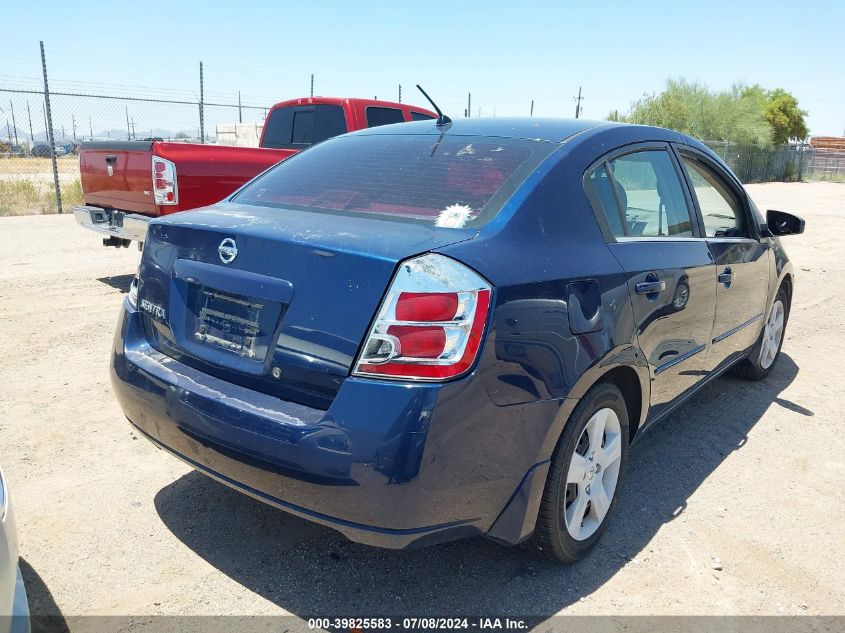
[0, 182, 843, 626]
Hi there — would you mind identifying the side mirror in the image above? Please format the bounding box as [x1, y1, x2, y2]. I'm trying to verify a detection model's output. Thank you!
[766, 210, 805, 236]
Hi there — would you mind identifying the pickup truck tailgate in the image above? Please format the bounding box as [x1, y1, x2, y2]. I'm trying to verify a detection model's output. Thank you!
[80, 141, 157, 215]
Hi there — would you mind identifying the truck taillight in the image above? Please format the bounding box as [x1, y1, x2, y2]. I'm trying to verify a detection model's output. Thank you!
[353, 254, 492, 381]
[152, 156, 177, 205]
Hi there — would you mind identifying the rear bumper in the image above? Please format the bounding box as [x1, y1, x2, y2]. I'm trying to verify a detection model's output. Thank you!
[111, 299, 561, 549]
[73, 205, 150, 242]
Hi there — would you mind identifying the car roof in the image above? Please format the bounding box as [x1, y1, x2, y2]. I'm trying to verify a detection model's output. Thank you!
[345, 117, 615, 143]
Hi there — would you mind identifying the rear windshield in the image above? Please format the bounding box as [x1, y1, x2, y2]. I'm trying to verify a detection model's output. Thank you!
[233, 134, 554, 227]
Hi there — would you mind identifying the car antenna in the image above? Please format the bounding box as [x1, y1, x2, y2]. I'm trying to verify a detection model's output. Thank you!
[416, 85, 452, 127]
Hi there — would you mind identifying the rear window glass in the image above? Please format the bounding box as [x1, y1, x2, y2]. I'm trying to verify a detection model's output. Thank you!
[411, 111, 435, 121]
[234, 134, 552, 227]
[262, 105, 347, 149]
[366, 107, 405, 127]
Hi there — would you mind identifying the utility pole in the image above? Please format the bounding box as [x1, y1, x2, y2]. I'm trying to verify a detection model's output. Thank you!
[26, 101, 34, 142]
[126, 106, 131, 140]
[574, 86, 584, 119]
[238, 90, 242, 123]
[398, 84, 402, 103]
[9, 101, 18, 145]
[467, 92, 471, 118]
[71, 114, 77, 142]
[310, 73, 314, 97]
[198, 61, 205, 144]
[89, 115, 93, 139]
[131, 118, 136, 140]
[62, 125, 66, 141]
[5, 119, 10, 145]
[530, 100, 534, 117]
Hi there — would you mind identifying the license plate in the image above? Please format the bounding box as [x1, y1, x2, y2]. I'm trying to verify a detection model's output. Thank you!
[194, 288, 264, 358]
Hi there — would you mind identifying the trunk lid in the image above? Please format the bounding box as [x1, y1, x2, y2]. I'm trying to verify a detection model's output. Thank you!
[137, 202, 475, 409]
[80, 140, 157, 214]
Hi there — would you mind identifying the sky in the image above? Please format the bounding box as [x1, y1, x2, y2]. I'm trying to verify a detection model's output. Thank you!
[2, 1, 844, 138]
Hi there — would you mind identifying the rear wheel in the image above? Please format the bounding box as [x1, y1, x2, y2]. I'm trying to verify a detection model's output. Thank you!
[732, 285, 789, 381]
[528, 382, 629, 563]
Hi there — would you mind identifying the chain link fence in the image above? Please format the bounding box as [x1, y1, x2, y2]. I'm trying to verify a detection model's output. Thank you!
[0, 46, 272, 216]
[2, 44, 844, 216]
[0, 87, 270, 215]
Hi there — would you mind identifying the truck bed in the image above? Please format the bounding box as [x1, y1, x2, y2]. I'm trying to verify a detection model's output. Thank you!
[80, 140, 294, 217]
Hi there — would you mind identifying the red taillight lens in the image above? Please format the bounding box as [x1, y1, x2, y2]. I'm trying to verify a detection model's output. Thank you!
[151, 155, 177, 205]
[395, 292, 459, 322]
[354, 254, 492, 381]
[386, 325, 447, 358]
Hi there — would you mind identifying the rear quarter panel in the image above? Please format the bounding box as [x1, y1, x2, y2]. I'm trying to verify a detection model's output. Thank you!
[437, 140, 649, 454]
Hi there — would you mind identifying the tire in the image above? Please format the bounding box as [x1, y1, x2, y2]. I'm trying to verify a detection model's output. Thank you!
[527, 382, 630, 563]
[732, 285, 789, 381]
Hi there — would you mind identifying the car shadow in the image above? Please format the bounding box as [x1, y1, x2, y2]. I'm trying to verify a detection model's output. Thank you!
[154, 354, 803, 616]
[96, 274, 134, 293]
[18, 558, 69, 633]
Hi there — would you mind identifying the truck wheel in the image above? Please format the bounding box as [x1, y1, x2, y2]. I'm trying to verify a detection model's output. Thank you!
[528, 382, 629, 563]
[732, 285, 789, 381]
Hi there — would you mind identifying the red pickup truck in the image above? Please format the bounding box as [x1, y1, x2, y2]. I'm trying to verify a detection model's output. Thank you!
[74, 96, 436, 246]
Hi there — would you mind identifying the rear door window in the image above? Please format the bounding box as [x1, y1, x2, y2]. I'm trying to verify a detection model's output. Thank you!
[262, 105, 347, 149]
[588, 150, 694, 238]
[234, 134, 554, 228]
[411, 111, 436, 121]
[366, 107, 405, 128]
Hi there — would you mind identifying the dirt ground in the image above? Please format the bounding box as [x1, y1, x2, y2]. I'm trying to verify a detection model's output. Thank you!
[0, 182, 843, 625]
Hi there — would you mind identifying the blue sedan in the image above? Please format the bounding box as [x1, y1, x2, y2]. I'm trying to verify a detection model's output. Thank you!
[112, 118, 803, 562]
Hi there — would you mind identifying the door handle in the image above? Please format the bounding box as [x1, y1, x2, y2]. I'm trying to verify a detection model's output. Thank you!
[635, 280, 666, 295]
[718, 267, 733, 286]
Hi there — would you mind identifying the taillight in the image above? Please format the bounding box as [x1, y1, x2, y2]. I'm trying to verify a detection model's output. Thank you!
[353, 254, 492, 381]
[152, 156, 177, 205]
[128, 270, 139, 308]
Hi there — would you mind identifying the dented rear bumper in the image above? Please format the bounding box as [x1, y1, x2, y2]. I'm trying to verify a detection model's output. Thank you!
[111, 299, 559, 548]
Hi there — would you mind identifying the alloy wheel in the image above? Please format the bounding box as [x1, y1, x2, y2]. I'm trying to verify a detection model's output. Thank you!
[760, 300, 785, 370]
[562, 407, 623, 541]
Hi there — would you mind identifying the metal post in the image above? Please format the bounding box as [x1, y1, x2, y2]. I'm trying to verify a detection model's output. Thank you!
[530, 100, 534, 117]
[9, 101, 18, 145]
[797, 139, 806, 181]
[199, 61, 205, 144]
[467, 93, 471, 118]
[40, 41, 62, 213]
[238, 90, 242, 124]
[26, 101, 33, 142]
[89, 115, 93, 139]
[574, 86, 583, 119]
[398, 84, 402, 103]
[310, 74, 314, 98]
[126, 106, 131, 140]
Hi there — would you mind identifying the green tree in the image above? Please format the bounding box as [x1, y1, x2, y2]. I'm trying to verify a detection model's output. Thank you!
[616, 79, 771, 145]
[762, 88, 808, 144]
[615, 79, 808, 146]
